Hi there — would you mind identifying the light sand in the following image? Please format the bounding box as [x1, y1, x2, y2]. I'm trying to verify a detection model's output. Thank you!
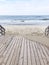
[3, 25, 49, 47]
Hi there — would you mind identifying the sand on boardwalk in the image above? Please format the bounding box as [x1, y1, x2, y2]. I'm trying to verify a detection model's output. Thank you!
[3, 25, 49, 47]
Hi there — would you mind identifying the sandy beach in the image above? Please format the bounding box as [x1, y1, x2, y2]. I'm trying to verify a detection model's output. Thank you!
[3, 25, 49, 47]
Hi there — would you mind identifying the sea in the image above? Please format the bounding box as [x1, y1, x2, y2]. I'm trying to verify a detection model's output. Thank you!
[0, 15, 49, 25]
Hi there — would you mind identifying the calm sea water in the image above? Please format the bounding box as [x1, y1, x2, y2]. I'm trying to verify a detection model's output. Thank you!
[0, 15, 49, 25]
[0, 15, 49, 20]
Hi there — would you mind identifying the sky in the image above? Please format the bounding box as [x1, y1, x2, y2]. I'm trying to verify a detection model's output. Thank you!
[0, 0, 49, 15]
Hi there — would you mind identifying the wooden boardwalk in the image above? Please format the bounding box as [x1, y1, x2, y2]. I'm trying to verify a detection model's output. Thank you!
[0, 35, 49, 65]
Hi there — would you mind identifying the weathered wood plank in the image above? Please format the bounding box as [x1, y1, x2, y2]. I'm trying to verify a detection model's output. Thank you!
[6, 38, 17, 65]
[14, 37, 22, 65]
[30, 41, 36, 65]
[32, 42, 40, 65]
[27, 40, 31, 65]
[2, 37, 15, 65]
[44, 46, 49, 56]
[0, 36, 13, 55]
[37, 43, 47, 65]
[10, 36, 20, 65]
[23, 39, 27, 65]
[35, 42, 45, 65]
[18, 38, 24, 65]
[40, 44, 49, 62]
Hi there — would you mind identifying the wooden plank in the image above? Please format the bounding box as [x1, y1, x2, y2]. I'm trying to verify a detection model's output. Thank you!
[0, 36, 13, 55]
[44, 46, 49, 56]
[0, 36, 13, 65]
[10, 36, 20, 65]
[32, 42, 40, 65]
[2, 37, 15, 65]
[30, 41, 36, 65]
[14, 37, 22, 65]
[2, 36, 14, 57]
[27, 40, 31, 65]
[18, 38, 24, 65]
[0, 44, 3, 50]
[40, 44, 49, 62]
[6, 37, 17, 65]
[0, 55, 3, 65]
[0, 36, 5, 43]
[0, 36, 9, 54]
[37, 43, 47, 65]
[23, 38, 27, 65]
[34, 42, 45, 65]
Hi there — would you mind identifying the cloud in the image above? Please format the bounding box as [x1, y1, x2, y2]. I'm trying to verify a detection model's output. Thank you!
[0, 0, 49, 15]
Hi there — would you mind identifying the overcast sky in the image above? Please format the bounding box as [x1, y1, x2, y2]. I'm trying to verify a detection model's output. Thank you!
[0, 0, 49, 15]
